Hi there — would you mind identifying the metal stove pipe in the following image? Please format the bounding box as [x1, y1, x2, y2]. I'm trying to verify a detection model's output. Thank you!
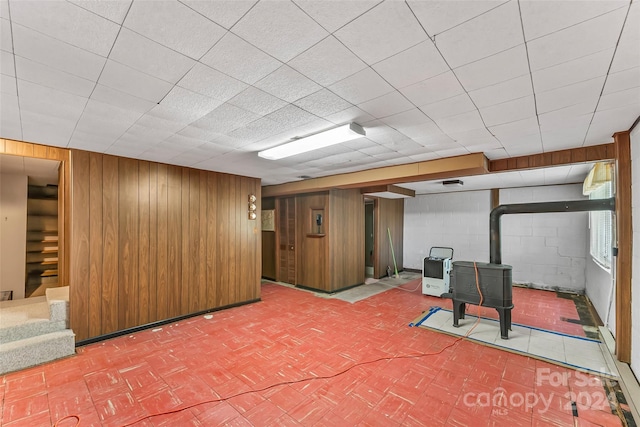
[490, 198, 616, 264]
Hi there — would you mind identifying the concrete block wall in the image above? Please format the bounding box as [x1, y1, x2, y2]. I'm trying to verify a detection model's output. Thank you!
[500, 184, 588, 293]
[403, 190, 491, 269]
[630, 124, 640, 378]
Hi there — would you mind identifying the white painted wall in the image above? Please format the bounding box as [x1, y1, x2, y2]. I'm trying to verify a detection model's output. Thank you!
[0, 173, 28, 300]
[630, 124, 640, 378]
[586, 257, 615, 335]
[500, 185, 588, 293]
[403, 190, 490, 269]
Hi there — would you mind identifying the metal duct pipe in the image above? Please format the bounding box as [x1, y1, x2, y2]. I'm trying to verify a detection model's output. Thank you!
[490, 198, 616, 264]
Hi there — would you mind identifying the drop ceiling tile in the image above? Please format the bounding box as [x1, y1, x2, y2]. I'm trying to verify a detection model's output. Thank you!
[75, 99, 142, 136]
[20, 110, 77, 147]
[434, 110, 485, 134]
[357, 92, 414, 119]
[192, 103, 260, 134]
[123, 1, 225, 59]
[328, 67, 394, 105]
[151, 86, 223, 123]
[200, 32, 281, 84]
[469, 75, 532, 108]
[0, 93, 22, 140]
[109, 29, 195, 84]
[1, 18, 11, 52]
[590, 105, 639, 136]
[372, 40, 449, 89]
[288, 36, 367, 87]
[90, 84, 156, 114]
[12, 24, 106, 81]
[228, 87, 288, 116]
[98, 60, 173, 103]
[533, 49, 614, 93]
[1, 50, 14, 76]
[10, 0, 120, 56]
[18, 79, 87, 122]
[610, 38, 640, 73]
[177, 63, 247, 103]
[503, 139, 544, 157]
[323, 106, 375, 126]
[133, 115, 187, 134]
[69, 0, 131, 24]
[538, 103, 596, 131]
[408, 0, 505, 36]
[294, 0, 379, 33]
[454, 45, 529, 92]
[15, 56, 95, 97]
[227, 117, 284, 143]
[527, 8, 627, 71]
[400, 71, 464, 106]
[231, 1, 327, 62]
[254, 65, 321, 103]
[1, 73, 16, 95]
[597, 87, 640, 112]
[379, 108, 432, 129]
[520, 0, 627, 41]
[480, 96, 536, 127]
[603, 67, 640, 94]
[536, 76, 605, 114]
[541, 127, 589, 151]
[489, 116, 539, 139]
[420, 93, 477, 120]
[181, 1, 256, 30]
[294, 89, 352, 117]
[434, 1, 522, 68]
[265, 104, 317, 129]
[334, 1, 427, 65]
[401, 122, 446, 140]
[0, 1, 8, 19]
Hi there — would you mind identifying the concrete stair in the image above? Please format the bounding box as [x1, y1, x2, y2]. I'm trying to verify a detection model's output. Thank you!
[0, 286, 75, 374]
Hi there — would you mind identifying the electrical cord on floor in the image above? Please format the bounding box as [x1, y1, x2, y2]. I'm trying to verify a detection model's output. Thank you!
[53, 263, 486, 427]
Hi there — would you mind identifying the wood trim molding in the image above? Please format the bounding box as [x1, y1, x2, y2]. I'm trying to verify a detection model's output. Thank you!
[491, 188, 500, 210]
[613, 131, 632, 363]
[361, 184, 416, 198]
[490, 144, 615, 172]
[263, 152, 488, 197]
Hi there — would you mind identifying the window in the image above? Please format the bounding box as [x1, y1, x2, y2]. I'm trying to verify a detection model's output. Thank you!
[589, 180, 613, 269]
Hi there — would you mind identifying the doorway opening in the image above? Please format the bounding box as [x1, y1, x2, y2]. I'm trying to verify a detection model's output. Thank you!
[365, 199, 374, 278]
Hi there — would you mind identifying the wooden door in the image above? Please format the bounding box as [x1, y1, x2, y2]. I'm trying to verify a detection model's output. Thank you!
[277, 197, 296, 284]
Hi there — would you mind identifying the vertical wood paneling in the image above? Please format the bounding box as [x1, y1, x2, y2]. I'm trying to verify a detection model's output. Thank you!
[68, 151, 261, 341]
[167, 166, 182, 318]
[329, 189, 364, 290]
[88, 153, 103, 337]
[138, 162, 150, 325]
[156, 164, 168, 320]
[218, 173, 230, 306]
[148, 164, 158, 322]
[198, 170, 207, 312]
[188, 170, 200, 313]
[181, 168, 190, 314]
[70, 150, 90, 340]
[118, 158, 138, 329]
[374, 198, 404, 279]
[206, 173, 218, 309]
[101, 155, 119, 334]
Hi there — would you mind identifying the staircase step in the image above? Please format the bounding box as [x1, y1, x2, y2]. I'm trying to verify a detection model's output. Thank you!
[0, 330, 75, 375]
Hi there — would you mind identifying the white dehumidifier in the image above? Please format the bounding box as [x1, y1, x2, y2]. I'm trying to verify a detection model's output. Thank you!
[422, 247, 453, 297]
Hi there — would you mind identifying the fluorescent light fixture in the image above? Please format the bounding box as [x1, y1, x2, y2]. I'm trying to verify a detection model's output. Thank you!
[258, 123, 365, 160]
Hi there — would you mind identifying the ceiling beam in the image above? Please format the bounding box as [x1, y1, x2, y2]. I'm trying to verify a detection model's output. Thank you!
[262, 152, 489, 197]
[490, 143, 615, 172]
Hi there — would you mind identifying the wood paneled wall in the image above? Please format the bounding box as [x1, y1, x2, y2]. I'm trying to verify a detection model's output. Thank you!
[375, 198, 404, 279]
[329, 189, 364, 290]
[297, 193, 329, 290]
[70, 150, 261, 341]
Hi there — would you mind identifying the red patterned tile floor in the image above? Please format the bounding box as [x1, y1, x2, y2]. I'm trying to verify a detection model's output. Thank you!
[0, 279, 625, 426]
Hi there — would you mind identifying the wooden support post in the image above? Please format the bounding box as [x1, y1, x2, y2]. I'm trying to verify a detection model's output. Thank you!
[613, 131, 632, 363]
